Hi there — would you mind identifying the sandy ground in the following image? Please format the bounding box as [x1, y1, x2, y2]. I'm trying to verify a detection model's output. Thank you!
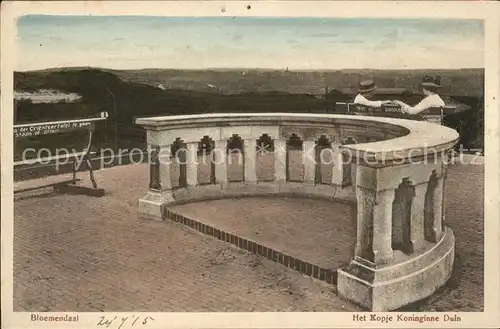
[13, 152, 483, 312]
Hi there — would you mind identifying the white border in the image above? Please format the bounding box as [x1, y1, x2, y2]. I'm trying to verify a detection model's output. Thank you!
[1, 1, 499, 328]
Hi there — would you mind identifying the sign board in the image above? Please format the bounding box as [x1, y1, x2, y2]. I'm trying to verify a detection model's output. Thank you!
[349, 103, 404, 114]
[14, 112, 108, 139]
[334, 102, 410, 115]
[14, 112, 109, 196]
[14, 121, 93, 138]
[346, 104, 415, 120]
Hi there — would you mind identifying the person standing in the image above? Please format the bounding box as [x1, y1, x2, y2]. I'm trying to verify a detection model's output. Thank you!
[394, 75, 445, 115]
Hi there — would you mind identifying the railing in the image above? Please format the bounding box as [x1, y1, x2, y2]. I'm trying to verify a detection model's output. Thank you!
[135, 112, 459, 311]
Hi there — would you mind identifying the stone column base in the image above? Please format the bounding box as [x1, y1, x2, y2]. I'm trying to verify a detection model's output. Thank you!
[137, 182, 358, 209]
[138, 191, 175, 220]
[337, 227, 455, 311]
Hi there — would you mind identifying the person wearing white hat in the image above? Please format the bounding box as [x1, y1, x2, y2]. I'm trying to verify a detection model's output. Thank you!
[353, 80, 393, 108]
[394, 75, 445, 115]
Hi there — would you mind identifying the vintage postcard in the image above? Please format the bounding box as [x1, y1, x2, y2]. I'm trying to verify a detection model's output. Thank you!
[1, 1, 499, 328]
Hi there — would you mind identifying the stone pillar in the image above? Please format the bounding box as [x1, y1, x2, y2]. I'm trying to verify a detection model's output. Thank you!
[370, 188, 396, 264]
[341, 149, 353, 187]
[355, 187, 375, 261]
[441, 160, 449, 225]
[186, 142, 198, 187]
[178, 146, 187, 187]
[285, 143, 290, 181]
[244, 138, 257, 183]
[355, 187, 394, 264]
[302, 140, 316, 184]
[432, 176, 444, 241]
[331, 142, 343, 186]
[314, 145, 323, 184]
[149, 144, 172, 191]
[213, 140, 227, 184]
[410, 183, 426, 251]
[372, 189, 395, 263]
[210, 150, 216, 184]
[274, 139, 287, 184]
[351, 160, 357, 187]
[342, 139, 356, 187]
[138, 144, 175, 220]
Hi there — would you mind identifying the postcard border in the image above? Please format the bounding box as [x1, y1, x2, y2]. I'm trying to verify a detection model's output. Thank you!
[1, 1, 499, 328]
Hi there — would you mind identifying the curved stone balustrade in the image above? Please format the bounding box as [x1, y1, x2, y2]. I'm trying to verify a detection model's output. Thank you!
[135, 112, 459, 311]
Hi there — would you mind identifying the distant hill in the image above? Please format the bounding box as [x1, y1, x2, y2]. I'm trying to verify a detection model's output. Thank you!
[21, 67, 484, 97]
[13, 68, 484, 150]
[13, 68, 339, 139]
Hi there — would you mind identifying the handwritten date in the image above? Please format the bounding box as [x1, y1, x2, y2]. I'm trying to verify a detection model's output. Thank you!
[97, 315, 155, 329]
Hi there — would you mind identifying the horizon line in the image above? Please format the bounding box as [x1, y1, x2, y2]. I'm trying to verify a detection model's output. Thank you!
[16, 66, 486, 73]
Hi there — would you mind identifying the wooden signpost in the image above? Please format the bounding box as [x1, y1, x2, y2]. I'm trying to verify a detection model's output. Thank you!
[14, 112, 109, 196]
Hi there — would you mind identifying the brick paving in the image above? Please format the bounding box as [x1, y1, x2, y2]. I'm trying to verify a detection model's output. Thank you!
[13, 155, 484, 312]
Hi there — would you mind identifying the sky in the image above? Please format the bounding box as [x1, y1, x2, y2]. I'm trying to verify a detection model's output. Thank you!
[16, 16, 484, 71]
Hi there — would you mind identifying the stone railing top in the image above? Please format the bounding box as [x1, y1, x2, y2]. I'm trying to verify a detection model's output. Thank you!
[135, 113, 459, 162]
